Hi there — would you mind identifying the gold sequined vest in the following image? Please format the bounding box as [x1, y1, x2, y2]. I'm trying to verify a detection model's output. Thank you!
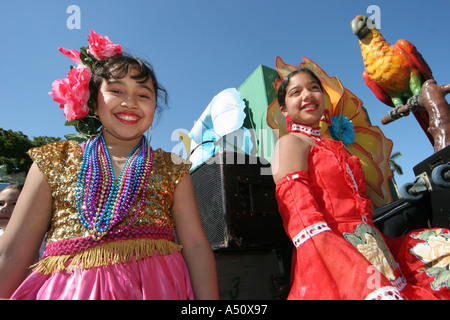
[28, 141, 190, 274]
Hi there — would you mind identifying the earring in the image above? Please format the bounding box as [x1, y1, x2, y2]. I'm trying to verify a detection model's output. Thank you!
[146, 126, 153, 145]
[285, 115, 293, 124]
[285, 115, 293, 131]
[321, 109, 332, 126]
[76, 115, 102, 137]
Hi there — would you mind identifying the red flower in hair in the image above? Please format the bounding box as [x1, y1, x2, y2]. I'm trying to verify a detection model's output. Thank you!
[87, 29, 122, 60]
[58, 47, 82, 65]
[49, 65, 92, 122]
[50, 30, 122, 138]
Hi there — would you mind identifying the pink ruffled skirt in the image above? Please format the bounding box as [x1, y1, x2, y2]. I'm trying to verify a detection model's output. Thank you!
[11, 252, 194, 300]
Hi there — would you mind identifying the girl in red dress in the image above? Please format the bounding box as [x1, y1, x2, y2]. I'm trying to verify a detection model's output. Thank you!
[272, 69, 450, 300]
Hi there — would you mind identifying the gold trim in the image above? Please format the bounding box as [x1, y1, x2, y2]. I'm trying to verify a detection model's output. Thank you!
[32, 238, 182, 275]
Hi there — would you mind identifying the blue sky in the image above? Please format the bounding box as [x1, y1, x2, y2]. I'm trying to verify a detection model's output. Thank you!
[1, 0, 449, 189]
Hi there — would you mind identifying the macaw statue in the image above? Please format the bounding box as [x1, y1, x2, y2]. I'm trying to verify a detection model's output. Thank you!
[351, 15, 434, 143]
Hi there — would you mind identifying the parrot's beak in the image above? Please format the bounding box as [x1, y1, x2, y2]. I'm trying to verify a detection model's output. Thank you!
[351, 15, 371, 40]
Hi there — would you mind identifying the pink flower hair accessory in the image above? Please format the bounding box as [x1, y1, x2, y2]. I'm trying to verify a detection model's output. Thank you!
[50, 65, 91, 122]
[49, 29, 123, 140]
[87, 29, 123, 60]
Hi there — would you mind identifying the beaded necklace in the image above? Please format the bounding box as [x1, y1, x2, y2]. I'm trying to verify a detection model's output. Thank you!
[76, 134, 153, 240]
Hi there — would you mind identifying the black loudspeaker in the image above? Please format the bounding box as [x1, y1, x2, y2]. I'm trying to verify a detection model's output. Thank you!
[412, 145, 450, 228]
[373, 145, 450, 236]
[191, 150, 291, 250]
[373, 198, 430, 237]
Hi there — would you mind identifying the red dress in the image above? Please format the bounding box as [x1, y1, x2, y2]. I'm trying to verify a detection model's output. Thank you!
[275, 136, 450, 300]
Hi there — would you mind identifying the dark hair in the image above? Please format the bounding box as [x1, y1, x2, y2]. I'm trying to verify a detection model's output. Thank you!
[1, 184, 23, 193]
[277, 68, 323, 108]
[90, 54, 168, 117]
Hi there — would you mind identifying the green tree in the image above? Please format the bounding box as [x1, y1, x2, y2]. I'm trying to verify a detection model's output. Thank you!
[389, 151, 403, 176]
[0, 128, 61, 174]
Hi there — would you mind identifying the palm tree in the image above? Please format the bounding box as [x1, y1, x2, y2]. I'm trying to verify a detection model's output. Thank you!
[389, 151, 403, 176]
[388, 151, 403, 198]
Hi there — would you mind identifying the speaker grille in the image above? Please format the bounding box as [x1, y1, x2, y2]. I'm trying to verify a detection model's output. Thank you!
[192, 163, 229, 249]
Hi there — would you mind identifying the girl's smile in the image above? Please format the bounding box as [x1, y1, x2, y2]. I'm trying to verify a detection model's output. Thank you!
[115, 111, 142, 124]
[300, 101, 319, 112]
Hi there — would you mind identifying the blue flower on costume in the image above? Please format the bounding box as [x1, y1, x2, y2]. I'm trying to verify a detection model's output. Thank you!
[329, 116, 356, 146]
[188, 88, 253, 170]
[189, 129, 220, 168]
